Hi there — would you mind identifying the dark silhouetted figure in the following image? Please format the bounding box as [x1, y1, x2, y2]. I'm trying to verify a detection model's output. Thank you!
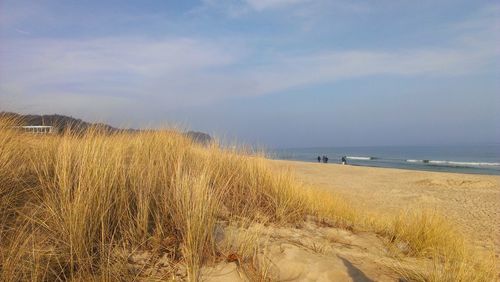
[341, 156, 347, 165]
[317, 156, 321, 163]
[323, 155, 329, 163]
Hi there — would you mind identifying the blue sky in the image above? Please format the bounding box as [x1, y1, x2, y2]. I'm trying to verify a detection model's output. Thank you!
[1, 0, 499, 147]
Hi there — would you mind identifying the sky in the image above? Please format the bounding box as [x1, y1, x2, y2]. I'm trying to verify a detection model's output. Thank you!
[0, 0, 499, 148]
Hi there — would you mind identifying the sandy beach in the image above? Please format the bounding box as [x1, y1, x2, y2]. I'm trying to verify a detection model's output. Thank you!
[272, 160, 500, 256]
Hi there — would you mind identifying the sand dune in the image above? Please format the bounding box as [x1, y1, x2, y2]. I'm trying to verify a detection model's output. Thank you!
[205, 220, 404, 281]
[128, 219, 408, 281]
[90, 160, 500, 281]
[271, 160, 500, 257]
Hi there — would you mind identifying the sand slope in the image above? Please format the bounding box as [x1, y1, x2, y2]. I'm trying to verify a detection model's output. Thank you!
[126, 220, 409, 281]
[271, 160, 500, 257]
[202, 220, 406, 281]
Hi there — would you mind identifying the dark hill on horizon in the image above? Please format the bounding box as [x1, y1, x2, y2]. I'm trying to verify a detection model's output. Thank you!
[1, 112, 212, 143]
[1, 112, 118, 133]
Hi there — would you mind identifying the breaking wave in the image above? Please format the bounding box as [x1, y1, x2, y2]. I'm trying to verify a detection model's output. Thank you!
[346, 156, 374, 160]
[406, 159, 500, 168]
[345, 157, 499, 168]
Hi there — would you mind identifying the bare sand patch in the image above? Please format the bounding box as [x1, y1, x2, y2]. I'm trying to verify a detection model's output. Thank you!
[203, 220, 406, 281]
[124, 220, 408, 281]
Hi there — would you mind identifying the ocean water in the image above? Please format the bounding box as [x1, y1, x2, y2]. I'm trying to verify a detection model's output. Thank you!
[268, 144, 500, 175]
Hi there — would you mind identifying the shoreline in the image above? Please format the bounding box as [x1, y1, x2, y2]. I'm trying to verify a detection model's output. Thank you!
[269, 157, 500, 176]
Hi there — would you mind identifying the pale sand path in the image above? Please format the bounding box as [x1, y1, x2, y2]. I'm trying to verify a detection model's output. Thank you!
[271, 160, 500, 256]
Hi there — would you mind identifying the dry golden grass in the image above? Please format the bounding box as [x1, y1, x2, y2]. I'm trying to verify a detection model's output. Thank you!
[0, 117, 495, 281]
[378, 210, 496, 281]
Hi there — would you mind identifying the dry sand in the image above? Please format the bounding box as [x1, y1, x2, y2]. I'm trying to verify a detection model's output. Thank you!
[204, 220, 406, 282]
[272, 160, 500, 256]
[129, 219, 408, 281]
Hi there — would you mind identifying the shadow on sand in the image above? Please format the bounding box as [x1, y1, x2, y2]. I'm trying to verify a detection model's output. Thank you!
[338, 256, 374, 282]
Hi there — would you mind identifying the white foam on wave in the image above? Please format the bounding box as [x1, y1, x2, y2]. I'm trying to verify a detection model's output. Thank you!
[406, 159, 500, 167]
[429, 160, 447, 164]
[347, 156, 373, 160]
[440, 161, 500, 167]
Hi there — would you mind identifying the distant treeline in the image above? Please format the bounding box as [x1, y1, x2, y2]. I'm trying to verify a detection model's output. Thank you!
[0, 112, 212, 144]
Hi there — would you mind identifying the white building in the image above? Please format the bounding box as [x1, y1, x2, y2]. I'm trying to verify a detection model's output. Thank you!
[14, 126, 57, 134]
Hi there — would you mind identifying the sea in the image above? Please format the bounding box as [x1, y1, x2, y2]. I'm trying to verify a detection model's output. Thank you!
[268, 144, 500, 175]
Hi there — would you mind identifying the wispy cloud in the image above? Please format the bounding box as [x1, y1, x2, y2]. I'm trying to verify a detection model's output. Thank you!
[197, 0, 369, 20]
[244, 0, 309, 11]
[0, 37, 242, 120]
[14, 28, 30, 35]
[1, 27, 497, 116]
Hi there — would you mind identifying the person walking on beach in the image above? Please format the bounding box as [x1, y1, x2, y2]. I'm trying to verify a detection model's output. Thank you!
[323, 155, 328, 163]
[341, 156, 347, 165]
[317, 156, 321, 163]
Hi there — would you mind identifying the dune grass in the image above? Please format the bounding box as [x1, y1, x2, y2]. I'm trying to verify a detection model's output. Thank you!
[0, 118, 495, 281]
